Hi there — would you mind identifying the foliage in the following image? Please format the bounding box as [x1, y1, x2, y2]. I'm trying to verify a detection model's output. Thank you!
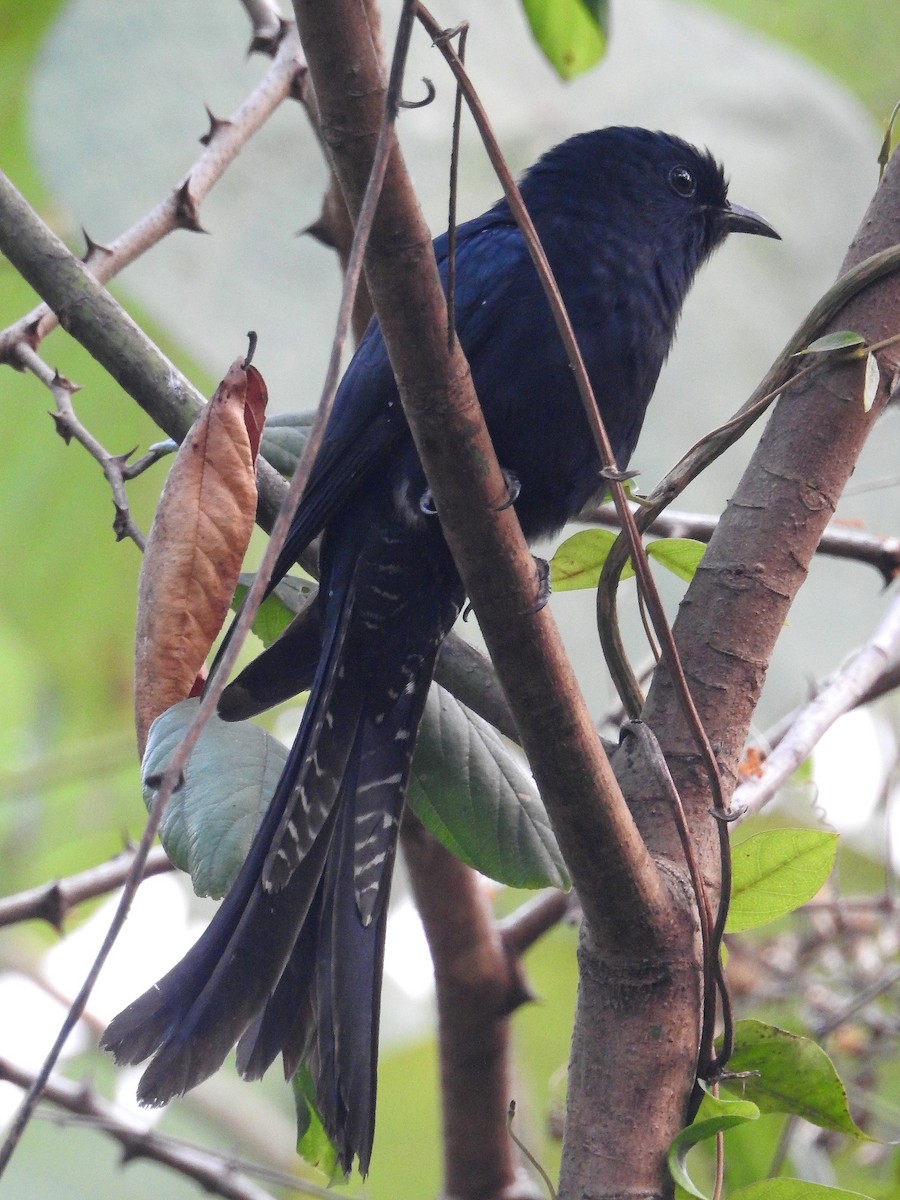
[1, 2, 898, 1199]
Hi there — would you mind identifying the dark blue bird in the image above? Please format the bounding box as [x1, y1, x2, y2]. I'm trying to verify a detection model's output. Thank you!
[102, 127, 778, 1173]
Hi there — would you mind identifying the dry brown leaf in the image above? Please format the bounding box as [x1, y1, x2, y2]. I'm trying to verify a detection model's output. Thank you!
[134, 355, 268, 755]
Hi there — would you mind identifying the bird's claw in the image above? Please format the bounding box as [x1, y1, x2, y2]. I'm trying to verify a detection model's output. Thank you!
[526, 556, 551, 613]
[495, 468, 521, 511]
[600, 466, 639, 484]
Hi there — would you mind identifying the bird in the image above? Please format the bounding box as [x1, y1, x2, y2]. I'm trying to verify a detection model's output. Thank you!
[102, 126, 779, 1174]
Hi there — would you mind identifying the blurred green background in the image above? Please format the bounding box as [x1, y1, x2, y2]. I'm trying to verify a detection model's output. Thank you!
[1, 1, 898, 1197]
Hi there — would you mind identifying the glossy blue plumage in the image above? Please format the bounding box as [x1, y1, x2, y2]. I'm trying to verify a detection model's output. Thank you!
[102, 127, 777, 1174]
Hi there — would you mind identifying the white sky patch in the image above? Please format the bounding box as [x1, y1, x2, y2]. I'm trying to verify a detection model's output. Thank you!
[0, 974, 89, 1127]
[811, 708, 895, 834]
[383, 894, 434, 1001]
[42, 874, 206, 1022]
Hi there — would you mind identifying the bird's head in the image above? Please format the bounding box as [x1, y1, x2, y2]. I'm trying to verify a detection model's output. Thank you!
[520, 126, 779, 282]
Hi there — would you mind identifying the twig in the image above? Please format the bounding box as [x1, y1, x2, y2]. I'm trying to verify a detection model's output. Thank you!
[734, 590, 900, 817]
[812, 963, 900, 1039]
[15, 343, 147, 548]
[0, 846, 173, 932]
[0, 1057, 330, 1200]
[444, 22, 467, 350]
[0, 0, 423, 1176]
[497, 889, 574, 958]
[0, 24, 305, 366]
[238, 0, 286, 48]
[748, 658, 900, 770]
[582, 502, 900, 587]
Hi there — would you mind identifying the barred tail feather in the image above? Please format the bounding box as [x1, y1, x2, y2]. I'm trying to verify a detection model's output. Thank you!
[102, 597, 361, 1104]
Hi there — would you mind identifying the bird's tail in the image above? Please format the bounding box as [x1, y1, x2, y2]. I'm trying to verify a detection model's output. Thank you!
[102, 585, 428, 1172]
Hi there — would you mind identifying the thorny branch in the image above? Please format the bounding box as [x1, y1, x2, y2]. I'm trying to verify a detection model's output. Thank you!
[0, 22, 306, 368]
[734, 589, 900, 817]
[0, 846, 173, 931]
[15, 342, 149, 548]
[0, 1058, 331, 1200]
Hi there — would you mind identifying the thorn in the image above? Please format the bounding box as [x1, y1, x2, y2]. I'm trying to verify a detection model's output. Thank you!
[199, 105, 233, 147]
[112, 505, 132, 541]
[43, 883, 66, 933]
[49, 411, 74, 444]
[289, 63, 310, 104]
[247, 16, 289, 58]
[81, 228, 113, 266]
[119, 1141, 141, 1166]
[174, 180, 206, 233]
[112, 446, 139, 468]
[498, 960, 536, 1017]
[4, 316, 45, 367]
[302, 215, 338, 248]
[51, 368, 81, 395]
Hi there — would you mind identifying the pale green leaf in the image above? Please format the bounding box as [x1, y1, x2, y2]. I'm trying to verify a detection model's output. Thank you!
[646, 537, 706, 582]
[794, 330, 866, 356]
[233, 572, 317, 648]
[141, 698, 287, 897]
[292, 1065, 343, 1181]
[521, 0, 607, 80]
[549, 528, 634, 591]
[720, 1020, 867, 1138]
[669, 1089, 760, 1199]
[727, 829, 838, 931]
[731, 1180, 875, 1200]
[259, 411, 315, 476]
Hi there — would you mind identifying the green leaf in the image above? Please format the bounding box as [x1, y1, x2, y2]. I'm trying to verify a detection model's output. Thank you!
[646, 537, 706, 582]
[141, 698, 287, 897]
[863, 351, 880, 411]
[549, 528, 634, 591]
[521, 0, 608, 80]
[234, 572, 317, 648]
[408, 685, 569, 890]
[727, 829, 838, 931]
[292, 1064, 344, 1181]
[259, 411, 316, 476]
[145, 684, 568, 899]
[731, 1181, 875, 1200]
[720, 1020, 868, 1138]
[669, 1089, 760, 1199]
[793, 330, 866, 356]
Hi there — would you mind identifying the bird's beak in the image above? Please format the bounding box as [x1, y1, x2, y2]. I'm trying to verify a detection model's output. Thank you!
[722, 201, 780, 240]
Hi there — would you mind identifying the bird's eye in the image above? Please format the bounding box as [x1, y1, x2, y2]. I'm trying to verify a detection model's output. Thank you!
[668, 165, 696, 198]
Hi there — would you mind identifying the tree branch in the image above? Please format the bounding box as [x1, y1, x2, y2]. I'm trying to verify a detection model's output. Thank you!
[734, 590, 900, 816]
[402, 816, 544, 1200]
[557, 109, 900, 1200]
[0, 1057, 328, 1200]
[0, 846, 173, 932]
[0, 24, 306, 367]
[582, 502, 900, 587]
[289, 0, 669, 955]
